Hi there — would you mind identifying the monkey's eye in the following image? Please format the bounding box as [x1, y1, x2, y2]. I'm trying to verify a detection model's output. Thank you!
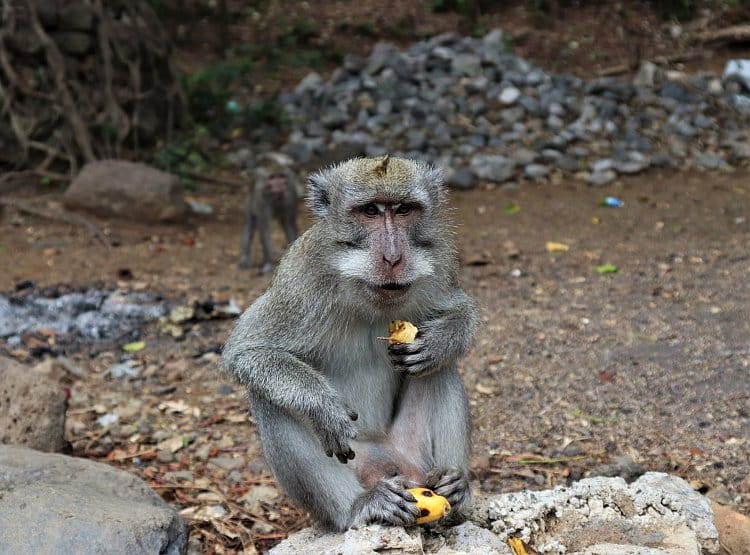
[395, 204, 414, 215]
[361, 203, 380, 217]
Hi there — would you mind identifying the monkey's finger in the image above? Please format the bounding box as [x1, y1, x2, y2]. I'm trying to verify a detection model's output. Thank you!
[399, 489, 418, 503]
[346, 407, 359, 421]
[435, 480, 462, 499]
[336, 452, 349, 464]
[388, 341, 424, 355]
[434, 472, 462, 488]
[401, 500, 422, 517]
[400, 352, 430, 366]
[347, 448, 356, 460]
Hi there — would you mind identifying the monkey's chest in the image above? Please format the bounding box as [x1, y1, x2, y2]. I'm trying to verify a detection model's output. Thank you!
[323, 334, 400, 432]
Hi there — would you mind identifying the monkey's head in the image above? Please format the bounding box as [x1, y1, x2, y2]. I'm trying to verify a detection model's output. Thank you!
[308, 156, 451, 309]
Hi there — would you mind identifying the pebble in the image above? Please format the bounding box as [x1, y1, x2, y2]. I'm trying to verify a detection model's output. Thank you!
[231, 30, 748, 190]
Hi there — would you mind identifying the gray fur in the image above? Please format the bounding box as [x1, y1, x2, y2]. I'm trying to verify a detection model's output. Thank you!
[222, 156, 478, 531]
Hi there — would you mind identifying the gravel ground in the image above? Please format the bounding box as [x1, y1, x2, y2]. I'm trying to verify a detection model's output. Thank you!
[1, 168, 748, 550]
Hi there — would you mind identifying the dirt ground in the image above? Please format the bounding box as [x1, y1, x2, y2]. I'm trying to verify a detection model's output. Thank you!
[2, 168, 749, 551]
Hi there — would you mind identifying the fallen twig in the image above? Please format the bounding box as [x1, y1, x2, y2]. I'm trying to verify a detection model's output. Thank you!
[692, 24, 750, 45]
[597, 51, 705, 77]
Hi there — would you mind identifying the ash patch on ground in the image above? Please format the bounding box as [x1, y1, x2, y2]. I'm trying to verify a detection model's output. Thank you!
[0, 287, 168, 348]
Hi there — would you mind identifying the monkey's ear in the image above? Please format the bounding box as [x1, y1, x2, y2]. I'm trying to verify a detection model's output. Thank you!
[307, 172, 331, 219]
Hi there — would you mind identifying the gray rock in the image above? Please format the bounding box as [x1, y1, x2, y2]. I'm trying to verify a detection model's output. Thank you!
[238, 484, 280, 514]
[271, 474, 718, 555]
[727, 140, 750, 160]
[0, 357, 67, 453]
[499, 87, 521, 105]
[661, 81, 700, 104]
[722, 59, 750, 92]
[441, 522, 511, 554]
[445, 167, 477, 190]
[295, 72, 324, 96]
[282, 140, 314, 165]
[321, 139, 368, 166]
[524, 164, 549, 179]
[452, 54, 481, 76]
[271, 525, 423, 554]
[0, 445, 187, 554]
[208, 456, 245, 471]
[486, 473, 719, 554]
[511, 147, 538, 166]
[694, 154, 730, 170]
[633, 61, 659, 88]
[556, 156, 581, 172]
[587, 169, 618, 186]
[470, 154, 516, 183]
[482, 29, 506, 53]
[64, 160, 189, 223]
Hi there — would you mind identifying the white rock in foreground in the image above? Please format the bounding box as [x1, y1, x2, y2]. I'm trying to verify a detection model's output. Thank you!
[270, 473, 718, 555]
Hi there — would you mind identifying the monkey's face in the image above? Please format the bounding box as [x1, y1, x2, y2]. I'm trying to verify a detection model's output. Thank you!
[334, 198, 437, 306]
[307, 156, 448, 308]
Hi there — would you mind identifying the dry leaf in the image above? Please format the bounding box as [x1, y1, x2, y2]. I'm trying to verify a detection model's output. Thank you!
[508, 537, 537, 554]
[546, 241, 570, 253]
[475, 383, 496, 395]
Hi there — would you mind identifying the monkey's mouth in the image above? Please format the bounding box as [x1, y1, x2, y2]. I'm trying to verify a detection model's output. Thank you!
[369, 281, 412, 299]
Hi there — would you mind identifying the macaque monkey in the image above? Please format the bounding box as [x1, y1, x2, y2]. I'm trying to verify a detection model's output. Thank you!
[238, 158, 299, 273]
[223, 156, 478, 530]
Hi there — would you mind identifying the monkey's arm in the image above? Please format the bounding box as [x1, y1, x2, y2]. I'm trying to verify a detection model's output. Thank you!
[222, 313, 359, 462]
[389, 288, 478, 377]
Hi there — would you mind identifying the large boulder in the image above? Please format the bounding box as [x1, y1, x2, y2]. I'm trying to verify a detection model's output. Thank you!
[0, 357, 67, 452]
[270, 473, 720, 554]
[63, 160, 190, 223]
[0, 445, 187, 554]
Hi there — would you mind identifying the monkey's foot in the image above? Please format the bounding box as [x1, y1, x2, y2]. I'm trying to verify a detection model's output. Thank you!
[350, 477, 420, 527]
[237, 257, 251, 270]
[425, 467, 472, 511]
[260, 262, 276, 274]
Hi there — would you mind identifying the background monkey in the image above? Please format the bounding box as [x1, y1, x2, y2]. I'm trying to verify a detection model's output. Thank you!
[222, 156, 478, 531]
[238, 154, 299, 273]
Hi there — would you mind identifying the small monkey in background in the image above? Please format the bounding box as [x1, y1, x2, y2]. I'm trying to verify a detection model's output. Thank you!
[223, 156, 478, 530]
[238, 154, 299, 273]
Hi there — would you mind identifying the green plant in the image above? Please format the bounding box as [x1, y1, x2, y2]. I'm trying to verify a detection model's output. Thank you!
[152, 126, 212, 189]
[182, 57, 253, 124]
[242, 96, 288, 127]
[354, 20, 377, 37]
[648, 0, 696, 20]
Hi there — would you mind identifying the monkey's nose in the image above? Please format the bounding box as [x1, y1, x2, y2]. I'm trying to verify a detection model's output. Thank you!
[383, 253, 403, 268]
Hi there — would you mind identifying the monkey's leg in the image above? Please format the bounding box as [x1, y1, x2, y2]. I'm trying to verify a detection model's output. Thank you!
[252, 396, 418, 531]
[257, 210, 275, 274]
[238, 210, 256, 269]
[282, 209, 298, 245]
[389, 367, 472, 513]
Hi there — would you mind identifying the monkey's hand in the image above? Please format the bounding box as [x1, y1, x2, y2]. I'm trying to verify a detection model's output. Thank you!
[311, 402, 359, 464]
[387, 320, 452, 377]
[425, 467, 472, 513]
[349, 476, 421, 527]
[389, 299, 477, 377]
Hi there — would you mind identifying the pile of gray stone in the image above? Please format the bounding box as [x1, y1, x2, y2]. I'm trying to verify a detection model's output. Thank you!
[247, 30, 750, 188]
